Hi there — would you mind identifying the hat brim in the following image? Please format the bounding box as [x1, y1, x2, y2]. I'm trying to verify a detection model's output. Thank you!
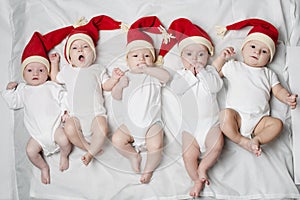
[22, 56, 50, 73]
[178, 36, 214, 56]
[126, 40, 155, 59]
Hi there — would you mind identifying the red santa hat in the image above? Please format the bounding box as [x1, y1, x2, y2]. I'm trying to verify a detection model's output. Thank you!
[216, 18, 278, 62]
[64, 15, 126, 63]
[21, 25, 74, 73]
[156, 18, 214, 65]
[126, 16, 169, 60]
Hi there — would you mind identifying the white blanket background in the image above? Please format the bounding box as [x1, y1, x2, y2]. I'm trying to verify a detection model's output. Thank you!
[1, 0, 300, 199]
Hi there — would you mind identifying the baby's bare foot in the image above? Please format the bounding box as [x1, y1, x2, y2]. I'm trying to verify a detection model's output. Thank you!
[189, 178, 209, 197]
[82, 152, 94, 166]
[239, 137, 262, 156]
[140, 171, 153, 184]
[41, 167, 50, 184]
[248, 138, 262, 157]
[130, 153, 142, 173]
[59, 156, 69, 171]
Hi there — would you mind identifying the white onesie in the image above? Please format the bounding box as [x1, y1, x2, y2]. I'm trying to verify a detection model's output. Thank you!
[2, 81, 67, 156]
[56, 64, 109, 136]
[222, 60, 280, 137]
[170, 65, 223, 153]
[112, 71, 163, 146]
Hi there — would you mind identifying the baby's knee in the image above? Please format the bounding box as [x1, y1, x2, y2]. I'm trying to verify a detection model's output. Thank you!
[26, 144, 40, 157]
[56, 134, 70, 148]
[111, 131, 125, 146]
[272, 117, 283, 131]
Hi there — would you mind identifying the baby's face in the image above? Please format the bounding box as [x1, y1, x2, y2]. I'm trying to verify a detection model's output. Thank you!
[127, 48, 154, 69]
[69, 39, 94, 68]
[181, 43, 209, 70]
[23, 62, 48, 86]
[242, 40, 271, 67]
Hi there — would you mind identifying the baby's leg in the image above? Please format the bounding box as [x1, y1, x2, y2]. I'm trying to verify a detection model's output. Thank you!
[112, 124, 141, 173]
[220, 109, 257, 154]
[82, 116, 108, 166]
[64, 117, 90, 151]
[182, 131, 202, 197]
[197, 126, 224, 192]
[141, 124, 163, 184]
[54, 126, 72, 171]
[251, 116, 283, 155]
[26, 138, 50, 184]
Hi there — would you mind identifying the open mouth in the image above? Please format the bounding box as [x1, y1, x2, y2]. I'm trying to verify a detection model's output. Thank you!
[78, 55, 84, 61]
[32, 78, 38, 80]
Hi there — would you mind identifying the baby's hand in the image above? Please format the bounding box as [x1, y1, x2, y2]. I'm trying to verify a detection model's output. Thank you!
[119, 75, 129, 88]
[112, 67, 125, 80]
[194, 63, 205, 74]
[220, 47, 235, 60]
[6, 82, 18, 90]
[49, 53, 60, 64]
[287, 94, 298, 109]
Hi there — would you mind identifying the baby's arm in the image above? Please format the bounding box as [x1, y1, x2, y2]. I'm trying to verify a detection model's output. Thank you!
[49, 53, 60, 82]
[169, 73, 197, 96]
[139, 64, 170, 84]
[2, 82, 23, 109]
[272, 84, 298, 109]
[212, 47, 235, 77]
[197, 65, 223, 93]
[102, 68, 125, 91]
[111, 75, 129, 100]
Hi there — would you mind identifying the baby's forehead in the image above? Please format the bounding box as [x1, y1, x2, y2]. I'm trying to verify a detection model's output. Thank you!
[183, 43, 208, 51]
[25, 62, 47, 69]
[128, 47, 152, 54]
[71, 39, 90, 46]
[245, 40, 269, 48]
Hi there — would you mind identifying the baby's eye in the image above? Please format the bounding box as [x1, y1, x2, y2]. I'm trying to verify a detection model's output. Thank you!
[83, 45, 89, 48]
[27, 69, 32, 72]
[72, 47, 77, 50]
[145, 54, 150, 57]
[39, 69, 45, 72]
[250, 45, 256, 49]
[133, 54, 138, 57]
[262, 50, 268, 54]
[186, 53, 192, 56]
[199, 53, 204, 56]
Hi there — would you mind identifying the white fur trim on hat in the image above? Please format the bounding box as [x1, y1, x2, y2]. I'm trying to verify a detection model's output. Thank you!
[241, 32, 275, 62]
[178, 36, 214, 56]
[65, 33, 96, 63]
[22, 56, 50, 74]
[126, 40, 155, 59]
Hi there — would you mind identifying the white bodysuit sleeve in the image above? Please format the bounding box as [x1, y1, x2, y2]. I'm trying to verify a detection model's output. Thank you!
[197, 65, 223, 93]
[169, 70, 198, 96]
[1, 83, 25, 109]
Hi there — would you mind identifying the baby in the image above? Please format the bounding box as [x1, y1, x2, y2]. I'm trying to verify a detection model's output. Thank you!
[213, 18, 298, 156]
[157, 18, 224, 197]
[2, 26, 74, 184]
[50, 15, 125, 166]
[111, 16, 170, 184]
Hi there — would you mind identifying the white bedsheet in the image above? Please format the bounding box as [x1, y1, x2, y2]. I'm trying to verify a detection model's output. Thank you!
[2, 0, 300, 199]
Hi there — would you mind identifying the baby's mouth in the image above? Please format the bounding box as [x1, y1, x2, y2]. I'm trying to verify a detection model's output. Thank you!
[78, 55, 84, 61]
[32, 78, 38, 80]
